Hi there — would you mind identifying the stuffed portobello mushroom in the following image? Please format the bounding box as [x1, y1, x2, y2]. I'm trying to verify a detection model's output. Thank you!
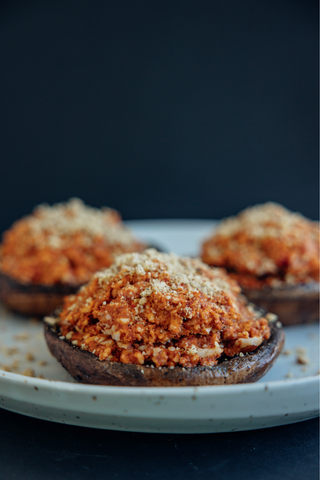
[0, 198, 145, 316]
[44, 249, 284, 386]
[201, 203, 319, 326]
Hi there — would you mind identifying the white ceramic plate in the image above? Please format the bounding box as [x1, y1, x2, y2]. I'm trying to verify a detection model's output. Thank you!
[0, 220, 318, 433]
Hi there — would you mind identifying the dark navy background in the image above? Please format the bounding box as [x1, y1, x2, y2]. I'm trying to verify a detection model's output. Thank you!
[0, 0, 318, 234]
[0, 1, 318, 478]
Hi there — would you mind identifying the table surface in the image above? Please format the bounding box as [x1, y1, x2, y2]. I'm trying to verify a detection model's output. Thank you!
[0, 408, 318, 480]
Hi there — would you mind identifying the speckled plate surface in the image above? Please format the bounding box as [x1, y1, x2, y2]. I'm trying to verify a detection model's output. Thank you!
[0, 220, 318, 433]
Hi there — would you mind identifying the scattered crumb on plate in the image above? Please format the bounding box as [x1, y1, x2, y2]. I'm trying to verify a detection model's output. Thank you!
[14, 333, 29, 341]
[26, 352, 35, 361]
[296, 353, 310, 365]
[22, 368, 35, 377]
[5, 347, 19, 356]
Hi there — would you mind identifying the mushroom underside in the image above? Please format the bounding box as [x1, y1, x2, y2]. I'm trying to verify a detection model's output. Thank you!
[242, 283, 319, 326]
[0, 271, 79, 316]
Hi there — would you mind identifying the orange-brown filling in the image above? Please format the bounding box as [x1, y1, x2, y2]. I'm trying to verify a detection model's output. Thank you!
[0, 200, 144, 285]
[59, 251, 270, 368]
[202, 203, 319, 289]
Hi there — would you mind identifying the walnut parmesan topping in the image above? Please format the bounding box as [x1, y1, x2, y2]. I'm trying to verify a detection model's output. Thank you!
[0, 198, 144, 285]
[59, 249, 270, 368]
[202, 203, 319, 289]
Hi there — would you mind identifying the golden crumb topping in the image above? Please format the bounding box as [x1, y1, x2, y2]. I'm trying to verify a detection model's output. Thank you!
[201, 203, 319, 288]
[0, 199, 144, 285]
[59, 249, 270, 368]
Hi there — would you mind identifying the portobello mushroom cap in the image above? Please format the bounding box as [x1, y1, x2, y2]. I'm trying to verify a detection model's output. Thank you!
[201, 203, 319, 326]
[0, 271, 79, 317]
[241, 282, 319, 326]
[44, 315, 284, 387]
[0, 199, 154, 317]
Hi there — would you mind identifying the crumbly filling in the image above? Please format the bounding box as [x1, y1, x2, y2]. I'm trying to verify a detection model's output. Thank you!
[201, 203, 319, 288]
[59, 249, 270, 368]
[0, 199, 144, 285]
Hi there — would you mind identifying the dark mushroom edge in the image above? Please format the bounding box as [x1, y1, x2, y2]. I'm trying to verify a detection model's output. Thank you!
[0, 271, 79, 317]
[241, 282, 319, 326]
[44, 313, 285, 387]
